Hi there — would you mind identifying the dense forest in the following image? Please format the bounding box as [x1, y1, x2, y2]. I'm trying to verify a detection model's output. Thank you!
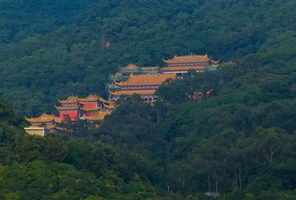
[1, 0, 296, 199]
[1, 0, 296, 114]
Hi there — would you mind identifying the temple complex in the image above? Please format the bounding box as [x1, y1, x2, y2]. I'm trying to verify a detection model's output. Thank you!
[110, 74, 176, 104]
[24, 54, 218, 136]
[160, 55, 218, 74]
[24, 95, 116, 136]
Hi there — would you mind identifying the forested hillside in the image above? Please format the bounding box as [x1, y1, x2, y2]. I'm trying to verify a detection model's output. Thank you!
[0, 100, 179, 200]
[1, 0, 296, 199]
[1, 0, 296, 114]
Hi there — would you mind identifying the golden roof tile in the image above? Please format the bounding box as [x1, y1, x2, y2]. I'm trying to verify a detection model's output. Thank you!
[81, 111, 110, 121]
[26, 114, 56, 123]
[59, 96, 79, 104]
[115, 74, 176, 86]
[164, 55, 210, 64]
[79, 95, 103, 102]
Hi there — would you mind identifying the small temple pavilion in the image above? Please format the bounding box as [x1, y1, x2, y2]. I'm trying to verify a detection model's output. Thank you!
[79, 95, 114, 125]
[25, 114, 59, 136]
[79, 95, 105, 113]
[110, 73, 176, 104]
[26, 114, 58, 130]
[56, 96, 81, 122]
[160, 55, 218, 74]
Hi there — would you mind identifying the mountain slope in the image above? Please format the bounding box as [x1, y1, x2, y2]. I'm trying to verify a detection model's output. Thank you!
[1, 0, 296, 114]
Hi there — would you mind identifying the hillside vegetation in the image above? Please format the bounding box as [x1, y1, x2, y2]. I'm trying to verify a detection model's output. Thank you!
[1, 0, 296, 199]
[1, 0, 296, 114]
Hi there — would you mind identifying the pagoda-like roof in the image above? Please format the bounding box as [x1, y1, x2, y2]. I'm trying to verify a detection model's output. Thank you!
[111, 89, 156, 96]
[81, 111, 110, 121]
[164, 55, 210, 64]
[115, 74, 176, 87]
[56, 105, 79, 110]
[26, 114, 56, 123]
[59, 96, 79, 104]
[79, 95, 103, 102]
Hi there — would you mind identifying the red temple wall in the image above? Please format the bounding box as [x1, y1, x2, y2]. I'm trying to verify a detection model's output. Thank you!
[80, 102, 98, 110]
[59, 110, 79, 121]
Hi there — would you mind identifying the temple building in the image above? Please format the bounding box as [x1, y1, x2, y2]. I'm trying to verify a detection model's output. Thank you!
[110, 73, 176, 104]
[56, 95, 115, 124]
[80, 110, 110, 128]
[79, 95, 113, 125]
[160, 55, 218, 74]
[56, 96, 81, 122]
[25, 113, 59, 136]
[26, 114, 58, 131]
[79, 95, 104, 113]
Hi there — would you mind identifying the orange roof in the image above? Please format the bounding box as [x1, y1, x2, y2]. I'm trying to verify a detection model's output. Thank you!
[115, 74, 176, 87]
[59, 96, 79, 104]
[81, 111, 110, 121]
[164, 55, 210, 64]
[111, 89, 156, 96]
[26, 114, 56, 123]
[160, 66, 206, 71]
[79, 95, 103, 102]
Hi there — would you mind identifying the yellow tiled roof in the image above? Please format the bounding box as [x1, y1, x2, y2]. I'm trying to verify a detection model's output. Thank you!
[164, 55, 209, 64]
[26, 114, 56, 123]
[115, 74, 176, 86]
[81, 111, 110, 121]
[79, 95, 103, 102]
[59, 96, 79, 104]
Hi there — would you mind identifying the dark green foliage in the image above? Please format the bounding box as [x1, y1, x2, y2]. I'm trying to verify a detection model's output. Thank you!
[1, 0, 296, 114]
[1, 0, 296, 199]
